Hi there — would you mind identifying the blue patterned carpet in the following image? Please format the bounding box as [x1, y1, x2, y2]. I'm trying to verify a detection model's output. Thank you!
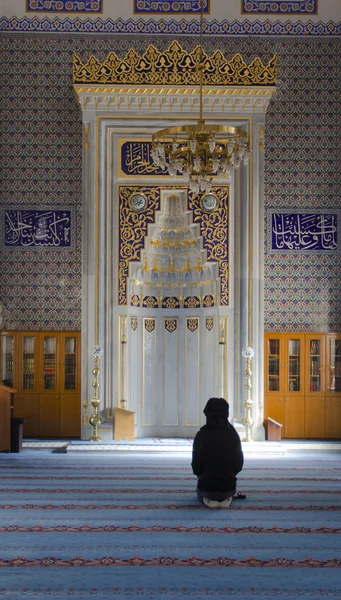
[0, 447, 340, 599]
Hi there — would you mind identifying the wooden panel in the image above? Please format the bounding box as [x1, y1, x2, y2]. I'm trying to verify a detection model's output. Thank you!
[18, 333, 40, 393]
[60, 395, 80, 438]
[284, 334, 305, 396]
[305, 335, 325, 396]
[39, 395, 60, 437]
[0, 386, 12, 451]
[284, 396, 305, 439]
[264, 334, 283, 395]
[60, 333, 81, 394]
[17, 394, 39, 438]
[326, 335, 341, 396]
[265, 396, 284, 431]
[305, 397, 325, 439]
[114, 407, 135, 441]
[267, 417, 282, 441]
[326, 397, 341, 439]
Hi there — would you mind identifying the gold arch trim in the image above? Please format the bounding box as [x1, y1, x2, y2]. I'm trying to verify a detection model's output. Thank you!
[73, 42, 276, 86]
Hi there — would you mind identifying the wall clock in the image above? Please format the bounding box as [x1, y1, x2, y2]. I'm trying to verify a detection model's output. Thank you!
[201, 193, 218, 212]
[129, 192, 147, 212]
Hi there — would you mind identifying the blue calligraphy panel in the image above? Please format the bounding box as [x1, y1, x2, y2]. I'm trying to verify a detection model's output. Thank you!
[3, 208, 75, 251]
[121, 141, 167, 177]
[134, 1, 209, 13]
[267, 210, 340, 254]
[27, 0, 102, 12]
[242, 1, 317, 14]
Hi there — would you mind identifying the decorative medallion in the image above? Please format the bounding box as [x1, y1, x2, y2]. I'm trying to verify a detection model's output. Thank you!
[165, 318, 177, 333]
[144, 318, 155, 332]
[27, 0, 103, 12]
[142, 296, 158, 308]
[187, 318, 199, 332]
[131, 317, 138, 331]
[130, 294, 141, 307]
[73, 44, 277, 86]
[129, 192, 147, 212]
[203, 295, 215, 307]
[134, 0, 209, 13]
[184, 296, 200, 309]
[241, 0, 317, 14]
[206, 317, 214, 331]
[201, 193, 218, 213]
[162, 297, 180, 309]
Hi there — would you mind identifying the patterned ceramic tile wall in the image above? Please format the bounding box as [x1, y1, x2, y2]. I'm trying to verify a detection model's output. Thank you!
[264, 42, 341, 332]
[0, 34, 340, 331]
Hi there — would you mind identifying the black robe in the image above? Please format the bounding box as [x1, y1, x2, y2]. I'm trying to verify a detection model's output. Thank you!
[191, 417, 244, 493]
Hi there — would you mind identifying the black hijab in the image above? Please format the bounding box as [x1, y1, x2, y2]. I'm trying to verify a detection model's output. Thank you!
[203, 397, 229, 429]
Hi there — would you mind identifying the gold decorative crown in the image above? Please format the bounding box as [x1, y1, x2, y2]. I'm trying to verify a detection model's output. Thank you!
[73, 42, 276, 86]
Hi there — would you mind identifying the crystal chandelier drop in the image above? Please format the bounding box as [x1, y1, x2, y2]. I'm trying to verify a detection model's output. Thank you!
[151, 2, 251, 194]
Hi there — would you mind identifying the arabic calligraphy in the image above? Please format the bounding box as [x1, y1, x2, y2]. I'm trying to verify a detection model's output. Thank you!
[271, 213, 338, 252]
[4, 209, 74, 250]
[121, 142, 165, 177]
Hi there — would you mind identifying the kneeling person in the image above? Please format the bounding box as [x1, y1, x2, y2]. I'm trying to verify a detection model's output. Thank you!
[192, 397, 244, 509]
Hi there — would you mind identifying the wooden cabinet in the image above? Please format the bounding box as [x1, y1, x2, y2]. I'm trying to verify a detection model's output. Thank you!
[264, 333, 305, 438]
[265, 332, 341, 439]
[0, 331, 81, 439]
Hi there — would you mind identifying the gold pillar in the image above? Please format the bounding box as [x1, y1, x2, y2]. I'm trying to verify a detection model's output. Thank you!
[89, 346, 103, 441]
[242, 347, 254, 442]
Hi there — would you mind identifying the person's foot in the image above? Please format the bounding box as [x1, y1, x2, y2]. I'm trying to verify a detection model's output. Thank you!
[203, 497, 221, 509]
[218, 497, 233, 508]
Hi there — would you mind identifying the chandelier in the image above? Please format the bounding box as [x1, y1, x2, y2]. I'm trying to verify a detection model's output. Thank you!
[151, 2, 251, 194]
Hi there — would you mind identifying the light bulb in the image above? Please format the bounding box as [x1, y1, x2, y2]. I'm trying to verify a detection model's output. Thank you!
[172, 141, 178, 151]
[227, 141, 234, 154]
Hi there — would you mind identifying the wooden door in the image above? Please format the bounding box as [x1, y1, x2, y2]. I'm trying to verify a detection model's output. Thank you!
[17, 394, 39, 437]
[282, 334, 305, 438]
[18, 333, 39, 394]
[326, 397, 341, 439]
[305, 396, 326, 439]
[284, 396, 305, 438]
[39, 394, 60, 437]
[40, 333, 59, 394]
[325, 335, 341, 439]
[1, 333, 17, 390]
[264, 334, 284, 430]
[60, 394, 80, 437]
[59, 333, 81, 394]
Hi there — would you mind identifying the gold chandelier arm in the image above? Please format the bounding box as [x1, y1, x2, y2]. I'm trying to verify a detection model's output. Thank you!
[152, 123, 248, 142]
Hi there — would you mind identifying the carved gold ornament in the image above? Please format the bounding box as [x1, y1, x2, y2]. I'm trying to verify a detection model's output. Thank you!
[73, 43, 276, 87]
[187, 318, 199, 332]
[144, 318, 156, 332]
[131, 317, 138, 331]
[165, 319, 177, 333]
[206, 317, 214, 331]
